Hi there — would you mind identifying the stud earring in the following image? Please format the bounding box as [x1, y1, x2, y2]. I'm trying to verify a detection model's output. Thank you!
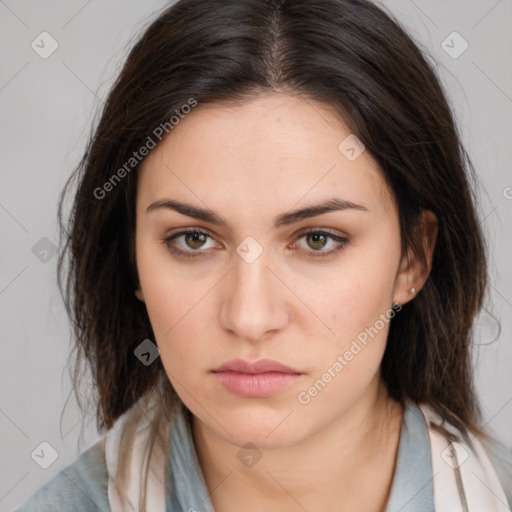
[409, 287, 416, 294]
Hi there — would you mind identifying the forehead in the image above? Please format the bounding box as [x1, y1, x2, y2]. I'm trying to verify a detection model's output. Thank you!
[137, 93, 396, 220]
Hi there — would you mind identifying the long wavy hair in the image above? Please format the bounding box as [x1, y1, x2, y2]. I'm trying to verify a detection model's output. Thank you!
[57, 0, 493, 508]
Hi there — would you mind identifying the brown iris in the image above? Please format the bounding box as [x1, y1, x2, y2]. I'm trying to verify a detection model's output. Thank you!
[306, 233, 328, 251]
[185, 231, 208, 249]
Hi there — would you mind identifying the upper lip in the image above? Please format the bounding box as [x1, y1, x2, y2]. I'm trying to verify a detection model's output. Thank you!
[212, 358, 301, 374]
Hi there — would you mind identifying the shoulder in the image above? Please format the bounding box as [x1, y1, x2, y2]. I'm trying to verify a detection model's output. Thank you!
[481, 436, 512, 508]
[16, 437, 110, 512]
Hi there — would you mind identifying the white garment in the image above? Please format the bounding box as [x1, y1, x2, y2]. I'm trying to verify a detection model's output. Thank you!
[104, 403, 167, 512]
[104, 402, 509, 512]
[418, 404, 509, 512]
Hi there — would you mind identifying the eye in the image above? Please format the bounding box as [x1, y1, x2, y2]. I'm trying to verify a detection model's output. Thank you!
[163, 229, 219, 258]
[162, 228, 349, 260]
[292, 229, 349, 258]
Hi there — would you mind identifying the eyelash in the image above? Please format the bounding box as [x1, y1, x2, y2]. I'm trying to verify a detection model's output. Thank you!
[162, 228, 349, 260]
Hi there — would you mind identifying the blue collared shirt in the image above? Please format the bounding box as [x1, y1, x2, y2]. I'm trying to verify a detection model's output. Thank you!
[16, 401, 512, 511]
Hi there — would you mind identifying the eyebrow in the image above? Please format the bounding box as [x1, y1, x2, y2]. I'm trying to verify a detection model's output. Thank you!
[146, 197, 368, 228]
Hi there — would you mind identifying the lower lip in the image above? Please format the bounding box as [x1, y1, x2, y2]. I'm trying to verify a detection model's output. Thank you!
[213, 371, 301, 397]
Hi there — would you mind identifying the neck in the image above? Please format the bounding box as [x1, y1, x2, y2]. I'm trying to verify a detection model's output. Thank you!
[191, 379, 404, 512]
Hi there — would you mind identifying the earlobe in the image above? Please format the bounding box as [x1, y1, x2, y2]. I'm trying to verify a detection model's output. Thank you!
[135, 289, 145, 302]
[393, 209, 438, 306]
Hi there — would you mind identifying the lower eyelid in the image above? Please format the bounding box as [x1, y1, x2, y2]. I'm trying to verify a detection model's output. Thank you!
[295, 231, 347, 247]
[163, 230, 349, 258]
[292, 235, 348, 258]
[163, 231, 217, 254]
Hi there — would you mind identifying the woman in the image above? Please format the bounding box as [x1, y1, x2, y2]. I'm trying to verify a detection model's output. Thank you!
[17, 0, 512, 511]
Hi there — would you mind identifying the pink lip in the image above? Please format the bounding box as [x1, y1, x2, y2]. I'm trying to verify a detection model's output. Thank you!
[212, 358, 302, 398]
[213, 358, 301, 374]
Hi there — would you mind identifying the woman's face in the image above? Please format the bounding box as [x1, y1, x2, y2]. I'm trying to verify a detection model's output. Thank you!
[135, 93, 416, 448]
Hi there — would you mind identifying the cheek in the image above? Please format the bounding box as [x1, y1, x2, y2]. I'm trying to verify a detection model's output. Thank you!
[136, 247, 217, 385]
[296, 287, 394, 415]
[135, 220, 400, 392]
[141, 276, 213, 398]
[311, 252, 398, 346]
[142, 278, 211, 356]
[297, 239, 399, 389]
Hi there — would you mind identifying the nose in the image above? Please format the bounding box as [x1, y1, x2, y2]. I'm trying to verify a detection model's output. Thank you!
[219, 250, 289, 343]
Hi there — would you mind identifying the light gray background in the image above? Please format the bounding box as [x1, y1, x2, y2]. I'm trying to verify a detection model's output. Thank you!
[0, 0, 511, 510]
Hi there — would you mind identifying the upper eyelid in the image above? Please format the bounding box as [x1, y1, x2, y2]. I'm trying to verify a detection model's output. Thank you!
[165, 227, 347, 248]
[166, 228, 219, 244]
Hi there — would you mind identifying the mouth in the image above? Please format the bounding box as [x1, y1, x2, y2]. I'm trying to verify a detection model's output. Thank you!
[212, 358, 303, 398]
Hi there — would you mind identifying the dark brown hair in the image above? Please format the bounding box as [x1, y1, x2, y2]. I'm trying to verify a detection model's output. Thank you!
[58, 0, 490, 495]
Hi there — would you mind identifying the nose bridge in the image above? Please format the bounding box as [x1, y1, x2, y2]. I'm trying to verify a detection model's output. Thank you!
[220, 247, 288, 342]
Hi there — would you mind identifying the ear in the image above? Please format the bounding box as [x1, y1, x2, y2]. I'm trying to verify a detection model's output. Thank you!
[135, 288, 145, 302]
[393, 209, 438, 306]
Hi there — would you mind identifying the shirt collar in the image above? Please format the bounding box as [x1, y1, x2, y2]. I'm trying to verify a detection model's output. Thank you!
[384, 400, 434, 512]
[167, 404, 216, 512]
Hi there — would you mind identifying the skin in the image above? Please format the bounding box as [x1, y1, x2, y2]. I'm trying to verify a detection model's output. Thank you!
[134, 93, 438, 511]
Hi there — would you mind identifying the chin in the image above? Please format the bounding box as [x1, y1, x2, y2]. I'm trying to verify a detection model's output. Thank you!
[208, 404, 310, 449]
